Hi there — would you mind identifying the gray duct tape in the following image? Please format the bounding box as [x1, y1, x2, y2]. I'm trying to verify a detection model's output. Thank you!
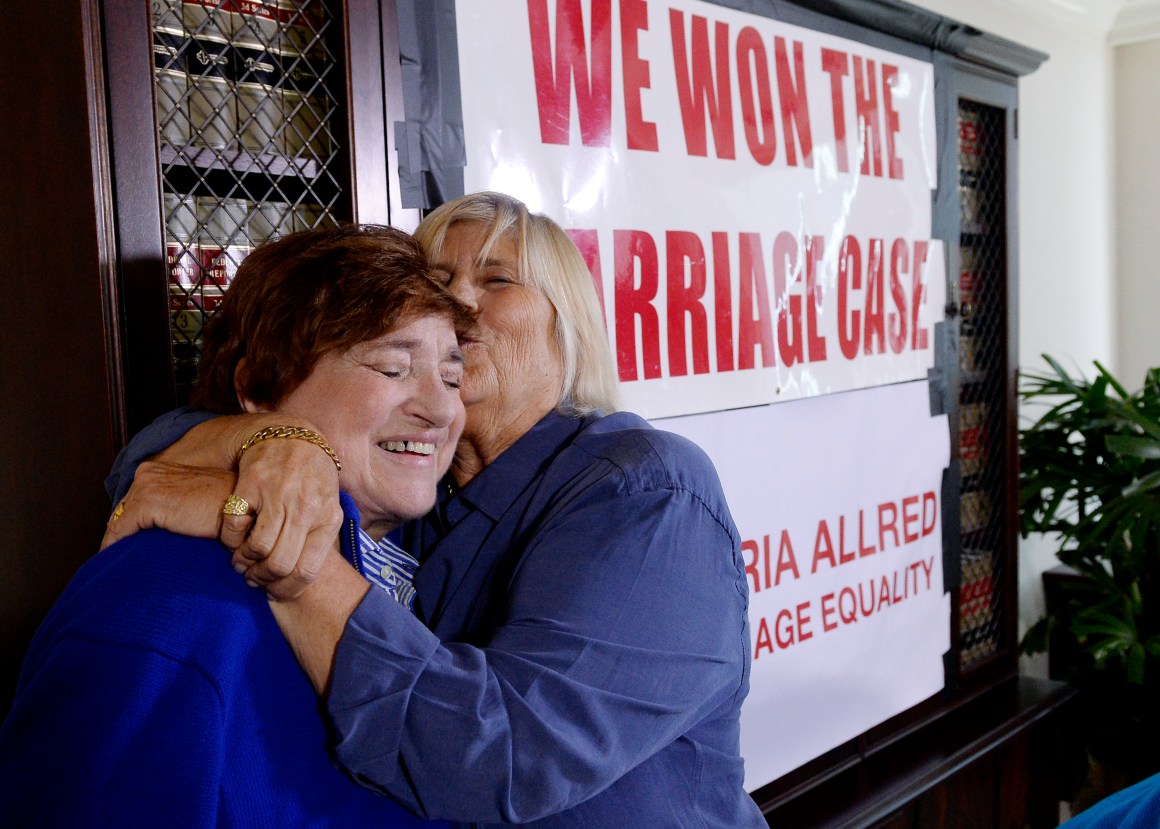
[395, 0, 465, 209]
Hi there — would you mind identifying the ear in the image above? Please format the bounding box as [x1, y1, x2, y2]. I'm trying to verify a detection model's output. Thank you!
[234, 358, 270, 414]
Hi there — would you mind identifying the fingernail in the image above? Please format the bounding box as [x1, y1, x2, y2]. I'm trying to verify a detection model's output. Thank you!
[245, 579, 259, 588]
[233, 562, 247, 574]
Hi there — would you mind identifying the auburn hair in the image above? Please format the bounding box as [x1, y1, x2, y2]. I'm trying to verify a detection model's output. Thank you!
[192, 224, 475, 413]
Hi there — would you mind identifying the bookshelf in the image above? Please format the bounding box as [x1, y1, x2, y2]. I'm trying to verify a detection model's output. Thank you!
[948, 67, 1022, 688]
[0, 0, 402, 715]
[955, 94, 1012, 672]
[151, 0, 346, 399]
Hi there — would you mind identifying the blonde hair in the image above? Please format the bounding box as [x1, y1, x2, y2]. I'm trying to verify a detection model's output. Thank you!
[415, 192, 621, 415]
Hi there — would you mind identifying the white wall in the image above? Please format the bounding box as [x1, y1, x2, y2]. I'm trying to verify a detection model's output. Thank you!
[907, 0, 1119, 677]
[1114, 38, 1160, 386]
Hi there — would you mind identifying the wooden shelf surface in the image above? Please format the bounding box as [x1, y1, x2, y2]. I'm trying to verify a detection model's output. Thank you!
[759, 676, 1081, 828]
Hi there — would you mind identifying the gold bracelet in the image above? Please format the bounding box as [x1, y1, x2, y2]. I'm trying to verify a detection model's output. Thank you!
[239, 425, 342, 471]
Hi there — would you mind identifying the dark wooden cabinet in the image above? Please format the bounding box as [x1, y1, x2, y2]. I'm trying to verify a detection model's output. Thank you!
[739, 3, 1080, 826]
[761, 677, 1082, 828]
[0, 0, 407, 714]
[2, 0, 126, 718]
[106, 0, 407, 433]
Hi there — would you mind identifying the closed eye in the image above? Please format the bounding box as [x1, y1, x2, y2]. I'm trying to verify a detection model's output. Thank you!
[483, 271, 516, 287]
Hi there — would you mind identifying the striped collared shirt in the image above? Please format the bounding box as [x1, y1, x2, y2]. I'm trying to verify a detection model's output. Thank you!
[354, 529, 419, 611]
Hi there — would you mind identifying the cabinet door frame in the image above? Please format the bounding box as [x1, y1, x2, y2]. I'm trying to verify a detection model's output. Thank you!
[948, 62, 1021, 691]
[102, 0, 392, 440]
[104, 0, 170, 442]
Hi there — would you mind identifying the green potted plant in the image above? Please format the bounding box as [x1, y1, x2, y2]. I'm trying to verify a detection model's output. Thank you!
[1019, 356, 1160, 807]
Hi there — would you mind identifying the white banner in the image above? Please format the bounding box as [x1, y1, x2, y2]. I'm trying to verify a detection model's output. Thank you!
[658, 381, 951, 789]
[451, 0, 953, 791]
[456, 0, 945, 420]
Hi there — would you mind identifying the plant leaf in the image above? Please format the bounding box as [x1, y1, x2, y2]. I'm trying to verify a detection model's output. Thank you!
[1095, 360, 1133, 400]
[1072, 611, 1135, 641]
[1144, 636, 1160, 660]
[1126, 643, 1146, 684]
[1020, 356, 1160, 696]
[1020, 617, 1050, 655]
[1122, 469, 1160, 498]
[1105, 434, 1160, 460]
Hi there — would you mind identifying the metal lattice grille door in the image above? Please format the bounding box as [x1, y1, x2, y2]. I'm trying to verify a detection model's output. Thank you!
[152, 0, 343, 397]
[957, 99, 1009, 671]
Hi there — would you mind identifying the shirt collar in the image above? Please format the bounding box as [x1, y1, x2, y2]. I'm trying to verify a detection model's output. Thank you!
[440, 410, 591, 523]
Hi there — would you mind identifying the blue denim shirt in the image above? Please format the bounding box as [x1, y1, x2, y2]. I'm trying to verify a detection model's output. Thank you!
[105, 405, 217, 503]
[329, 410, 764, 827]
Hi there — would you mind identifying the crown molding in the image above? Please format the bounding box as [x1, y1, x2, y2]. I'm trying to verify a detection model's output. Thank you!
[772, 0, 1048, 74]
[1000, 0, 1125, 41]
[1109, 0, 1160, 44]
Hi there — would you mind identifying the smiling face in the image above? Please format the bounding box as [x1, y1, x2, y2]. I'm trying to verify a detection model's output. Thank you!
[429, 221, 565, 471]
[249, 314, 465, 540]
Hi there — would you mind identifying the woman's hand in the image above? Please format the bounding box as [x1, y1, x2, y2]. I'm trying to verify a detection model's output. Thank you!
[226, 435, 343, 600]
[101, 461, 236, 550]
[103, 412, 343, 599]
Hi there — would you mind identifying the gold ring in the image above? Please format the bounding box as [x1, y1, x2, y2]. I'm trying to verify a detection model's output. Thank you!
[110, 502, 126, 523]
[222, 494, 251, 517]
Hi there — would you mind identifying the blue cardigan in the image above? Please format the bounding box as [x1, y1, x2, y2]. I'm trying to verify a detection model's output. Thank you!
[0, 527, 445, 829]
[1062, 771, 1160, 828]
